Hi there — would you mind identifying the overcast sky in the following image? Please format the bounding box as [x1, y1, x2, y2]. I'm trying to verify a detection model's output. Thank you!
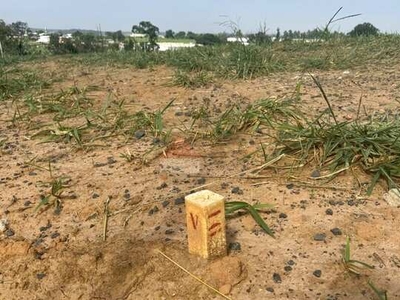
[2, 0, 399, 34]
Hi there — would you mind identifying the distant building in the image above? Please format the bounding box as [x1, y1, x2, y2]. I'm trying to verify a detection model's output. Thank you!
[37, 35, 50, 44]
[227, 37, 249, 45]
[158, 42, 196, 52]
[130, 33, 146, 38]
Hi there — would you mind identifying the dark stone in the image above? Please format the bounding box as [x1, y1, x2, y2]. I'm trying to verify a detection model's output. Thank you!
[272, 273, 282, 283]
[134, 130, 146, 139]
[325, 208, 333, 215]
[92, 193, 100, 199]
[154, 226, 160, 231]
[162, 200, 170, 208]
[5, 228, 15, 237]
[148, 206, 159, 215]
[24, 201, 32, 207]
[36, 273, 46, 280]
[279, 213, 288, 219]
[313, 233, 326, 241]
[228, 242, 241, 251]
[157, 182, 168, 190]
[287, 260, 295, 266]
[197, 177, 206, 185]
[174, 197, 185, 205]
[165, 229, 174, 235]
[284, 265, 292, 272]
[51, 232, 60, 239]
[286, 183, 294, 190]
[330, 228, 342, 236]
[123, 193, 130, 200]
[313, 270, 322, 278]
[231, 186, 243, 195]
[310, 170, 321, 178]
[266, 287, 274, 293]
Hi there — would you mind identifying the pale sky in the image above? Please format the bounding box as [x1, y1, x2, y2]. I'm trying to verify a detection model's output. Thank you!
[2, 1, 399, 34]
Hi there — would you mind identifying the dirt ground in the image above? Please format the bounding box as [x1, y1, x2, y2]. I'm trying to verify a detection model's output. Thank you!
[0, 58, 399, 300]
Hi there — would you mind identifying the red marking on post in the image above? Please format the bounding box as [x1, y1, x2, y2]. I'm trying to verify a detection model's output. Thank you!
[209, 228, 221, 237]
[208, 210, 221, 218]
[209, 222, 221, 231]
[190, 213, 199, 230]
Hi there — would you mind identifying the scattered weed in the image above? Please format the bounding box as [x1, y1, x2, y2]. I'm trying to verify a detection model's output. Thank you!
[225, 201, 275, 237]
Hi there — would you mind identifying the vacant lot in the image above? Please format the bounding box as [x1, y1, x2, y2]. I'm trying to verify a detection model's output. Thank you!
[1, 40, 400, 299]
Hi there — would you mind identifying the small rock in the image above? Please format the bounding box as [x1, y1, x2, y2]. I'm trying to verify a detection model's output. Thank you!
[330, 228, 342, 236]
[148, 206, 159, 215]
[266, 287, 274, 293]
[279, 213, 287, 219]
[272, 273, 282, 283]
[325, 208, 333, 215]
[310, 170, 321, 178]
[174, 197, 185, 205]
[50, 232, 60, 239]
[92, 193, 100, 199]
[313, 270, 322, 278]
[154, 226, 160, 231]
[165, 229, 174, 235]
[228, 242, 241, 251]
[287, 260, 295, 266]
[162, 200, 170, 208]
[231, 187, 243, 195]
[197, 177, 206, 185]
[219, 284, 232, 295]
[134, 130, 146, 139]
[314, 233, 326, 241]
[36, 273, 46, 280]
[286, 183, 294, 189]
[284, 266, 292, 272]
[5, 228, 15, 237]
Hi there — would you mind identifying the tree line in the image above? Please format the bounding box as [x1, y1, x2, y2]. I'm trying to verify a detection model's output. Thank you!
[0, 18, 382, 57]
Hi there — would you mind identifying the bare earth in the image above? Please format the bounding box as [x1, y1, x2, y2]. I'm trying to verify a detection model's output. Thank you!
[0, 58, 399, 300]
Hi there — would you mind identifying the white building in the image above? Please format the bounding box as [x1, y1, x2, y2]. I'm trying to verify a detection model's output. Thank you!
[227, 37, 249, 45]
[130, 33, 146, 38]
[37, 35, 50, 44]
[158, 42, 196, 52]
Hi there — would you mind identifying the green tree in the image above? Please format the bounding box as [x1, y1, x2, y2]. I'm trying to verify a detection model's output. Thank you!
[195, 33, 222, 46]
[165, 29, 174, 39]
[132, 21, 159, 50]
[275, 28, 280, 41]
[175, 31, 186, 39]
[348, 22, 379, 37]
[10, 21, 28, 37]
[186, 31, 197, 40]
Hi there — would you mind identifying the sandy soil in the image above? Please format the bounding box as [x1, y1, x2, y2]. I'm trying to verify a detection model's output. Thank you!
[0, 58, 399, 300]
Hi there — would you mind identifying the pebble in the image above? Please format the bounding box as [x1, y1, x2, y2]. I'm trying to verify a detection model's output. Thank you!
[313, 270, 322, 278]
[134, 130, 146, 139]
[330, 228, 342, 236]
[279, 213, 287, 219]
[272, 273, 282, 283]
[228, 242, 241, 251]
[266, 287, 274, 293]
[284, 266, 292, 272]
[5, 228, 15, 237]
[162, 200, 170, 208]
[325, 208, 333, 215]
[231, 186, 243, 195]
[165, 229, 174, 235]
[148, 206, 159, 215]
[313, 233, 326, 241]
[92, 193, 100, 199]
[36, 273, 46, 280]
[174, 197, 185, 205]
